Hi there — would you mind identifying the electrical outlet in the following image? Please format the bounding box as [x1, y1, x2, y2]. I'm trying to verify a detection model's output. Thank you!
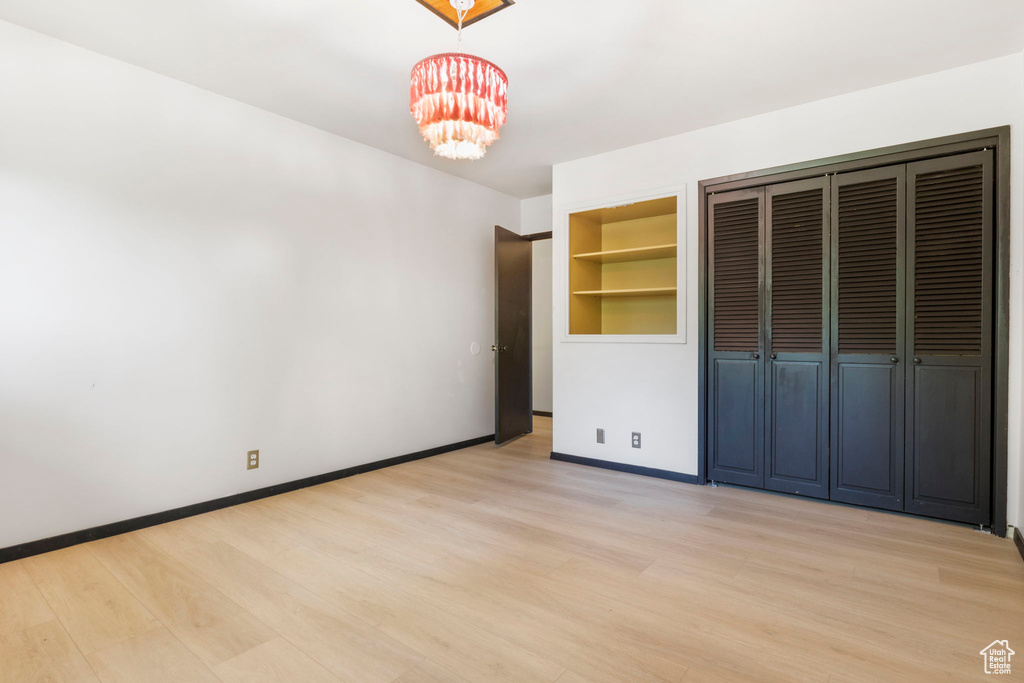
[632, 432, 641, 449]
[596, 428, 605, 444]
[247, 450, 259, 470]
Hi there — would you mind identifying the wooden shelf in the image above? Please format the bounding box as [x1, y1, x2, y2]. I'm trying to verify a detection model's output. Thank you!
[572, 287, 677, 298]
[572, 244, 677, 264]
[569, 195, 679, 334]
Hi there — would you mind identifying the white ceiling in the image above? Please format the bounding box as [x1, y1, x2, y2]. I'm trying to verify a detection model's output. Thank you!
[2, 1, 1023, 198]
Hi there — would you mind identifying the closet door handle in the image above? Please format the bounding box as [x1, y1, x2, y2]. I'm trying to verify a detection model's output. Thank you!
[890, 356, 899, 364]
[913, 357, 922, 364]
[752, 353, 760, 360]
[770, 353, 777, 360]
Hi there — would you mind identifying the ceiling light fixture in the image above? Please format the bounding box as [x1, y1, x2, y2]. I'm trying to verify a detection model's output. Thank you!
[410, 0, 508, 161]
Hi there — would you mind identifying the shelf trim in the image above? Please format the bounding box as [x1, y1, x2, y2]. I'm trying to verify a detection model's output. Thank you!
[572, 287, 678, 298]
[572, 243, 678, 264]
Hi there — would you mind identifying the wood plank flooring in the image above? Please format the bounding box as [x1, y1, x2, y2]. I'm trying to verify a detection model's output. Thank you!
[1, 416, 1022, 682]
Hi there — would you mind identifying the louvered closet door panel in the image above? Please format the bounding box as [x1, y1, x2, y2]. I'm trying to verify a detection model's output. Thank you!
[765, 178, 829, 499]
[905, 151, 992, 525]
[829, 166, 906, 511]
[707, 188, 765, 488]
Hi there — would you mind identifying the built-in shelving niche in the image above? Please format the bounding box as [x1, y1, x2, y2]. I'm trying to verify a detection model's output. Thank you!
[569, 196, 678, 335]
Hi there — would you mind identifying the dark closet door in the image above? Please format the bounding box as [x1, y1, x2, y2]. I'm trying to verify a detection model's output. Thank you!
[765, 178, 830, 498]
[494, 225, 533, 444]
[904, 151, 993, 524]
[707, 189, 765, 488]
[829, 166, 906, 511]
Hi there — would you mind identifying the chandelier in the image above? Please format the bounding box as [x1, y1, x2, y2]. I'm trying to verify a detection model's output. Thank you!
[409, 0, 508, 160]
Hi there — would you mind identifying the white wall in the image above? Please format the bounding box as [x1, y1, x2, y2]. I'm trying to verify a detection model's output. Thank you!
[521, 194, 553, 237]
[522, 195, 554, 414]
[552, 54, 1024, 528]
[0, 21, 520, 549]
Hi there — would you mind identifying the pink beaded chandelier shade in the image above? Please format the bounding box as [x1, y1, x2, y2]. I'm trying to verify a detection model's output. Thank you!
[410, 52, 508, 160]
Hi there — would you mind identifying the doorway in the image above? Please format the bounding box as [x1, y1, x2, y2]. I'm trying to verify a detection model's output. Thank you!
[531, 235, 553, 419]
[493, 226, 552, 445]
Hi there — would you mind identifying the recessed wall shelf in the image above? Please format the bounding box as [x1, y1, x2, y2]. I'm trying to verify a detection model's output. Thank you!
[573, 244, 677, 264]
[573, 287, 678, 298]
[569, 196, 679, 335]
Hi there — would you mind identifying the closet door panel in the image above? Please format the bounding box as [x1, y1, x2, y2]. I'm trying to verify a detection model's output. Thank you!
[765, 178, 829, 498]
[707, 189, 764, 488]
[769, 361, 824, 483]
[836, 363, 902, 494]
[712, 359, 760, 474]
[911, 365, 982, 507]
[830, 166, 906, 511]
[905, 151, 992, 524]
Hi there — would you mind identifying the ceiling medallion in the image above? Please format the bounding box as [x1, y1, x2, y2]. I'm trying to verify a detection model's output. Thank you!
[410, 0, 509, 160]
[413, 0, 514, 30]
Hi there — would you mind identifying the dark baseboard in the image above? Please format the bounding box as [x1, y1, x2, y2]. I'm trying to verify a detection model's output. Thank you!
[550, 451, 699, 484]
[1015, 527, 1024, 565]
[533, 410, 553, 418]
[0, 434, 494, 565]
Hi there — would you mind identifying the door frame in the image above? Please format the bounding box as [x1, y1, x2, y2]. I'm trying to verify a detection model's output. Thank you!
[696, 126, 1011, 537]
[524, 231, 553, 419]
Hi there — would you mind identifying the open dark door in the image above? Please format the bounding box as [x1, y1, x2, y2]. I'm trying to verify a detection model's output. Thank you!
[494, 225, 532, 444]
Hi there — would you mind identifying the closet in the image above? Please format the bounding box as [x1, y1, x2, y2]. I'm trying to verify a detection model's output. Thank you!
[707, 149, 993, 525]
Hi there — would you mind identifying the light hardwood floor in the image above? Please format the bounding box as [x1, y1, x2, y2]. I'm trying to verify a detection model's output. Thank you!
[2, 416, 1022, 682]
